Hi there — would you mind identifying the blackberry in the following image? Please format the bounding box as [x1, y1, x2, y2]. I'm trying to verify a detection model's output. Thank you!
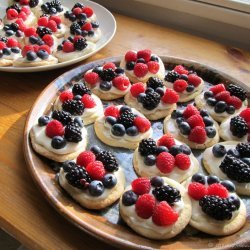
[138, 138, 157, 156]
[164, 71, 180, 82]
[72, 3, 85, 10]
[0, 36, 8, 43]
[146, 77, 163, 90]
[52, 110, 72, 125]
[141, 92, 161, 110]
[219, 154, 250, 183]
[10, 23, 19, 32]
[236, 142, 250, 157]
[100, 69, 116, 81]
[96, 151, 119, 172]
[74, 38, 87, 50]
[230, 116, 248, 138]
[227, 84, 247, 101]
[62, 100, 84, 116]
[6, 4, 21, 13]
[152, 185, 181, 206]
[70, 23, 81, 35]
[50, 0, 61, 8]
[72, 83, 91, 96]
[29, 0, 39, 8]
[199, 195, 238, 220]
[117, 110, 135, 129]
[64, 121, 82, 142]
[36, 26, 52, 38]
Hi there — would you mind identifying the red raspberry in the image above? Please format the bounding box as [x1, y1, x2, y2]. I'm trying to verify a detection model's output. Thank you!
[156, 152, 175, 173]
[137, 49, 151, 62]
[133, 116, 151, 133]
[104, 105, 120, 118]
[42, 34, 54, 47]
[112, 75, 130, 91]
[33, 45, 40, 53]
[158, 134, 175, 149]
[76, 151, 96, 167]
[86, 161, 105, 180]
[227, 96, 242, 109]
[24, 27, 36, 37]
[207, 183, 229, 198]
[131, 177, 151, 195]
[21, 6, 31, 15]
[38, 16, 48, 26]
[188, 182, 207, 200]
[175, 153, 191, 170]
[38, 44, 51, 54]
[187, 114, 205, 128]
[130, 82, 146, 97]
[18, 11, 27, 21]
[82, 6, 94, 17]
[147, 61, 159, 74]
[135, 194, 156, 219]
[22, 45, 34, 57]
[133, 63, 148, 78]
[183, 104, 199, 119]
[215, 90, 231, 102]
[47, 20, 57, 32]
[0, 42, 6, 50]
[63, 41, 74, 53]
[6, 38, 19, 48]
[15, 18, 26, 31]
[46, 120, 64, 138]
[73, 35, 84, 42]
[81, 94, 96, 108]
[240, 108, 250, 123]
[20, 0, 29, 4]
[152, 201, 179, 226]
[173, 79, 188, 92]
[161, 89, 179, 104]
[188, 74, 201, 87]
[7, 9, 18, 20]
[188, 126, 206, 144]
[82, 22, 92, 31]
[49, 16, 61, 25]
[174, 65, 188, 75]
[103, 62, 116, 70]
[125, 50, 137, 62]
[210, 83, 226, 95]
[73, 7, 82, 16]
[59, 90, 73, 103]
[84, 71, 99, 85]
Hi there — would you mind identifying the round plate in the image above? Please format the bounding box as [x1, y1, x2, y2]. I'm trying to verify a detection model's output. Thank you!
[24, 56, 250, 249]
[0, 0, 116, 72]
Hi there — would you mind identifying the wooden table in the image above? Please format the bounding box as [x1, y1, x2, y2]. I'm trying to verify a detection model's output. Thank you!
[0, 13, 249, 250]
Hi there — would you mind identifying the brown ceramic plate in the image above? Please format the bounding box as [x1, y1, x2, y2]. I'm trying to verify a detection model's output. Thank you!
[23, 56, 250, 250]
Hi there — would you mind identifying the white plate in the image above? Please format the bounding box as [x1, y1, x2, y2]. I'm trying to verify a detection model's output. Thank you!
[0, 0, 116, 72]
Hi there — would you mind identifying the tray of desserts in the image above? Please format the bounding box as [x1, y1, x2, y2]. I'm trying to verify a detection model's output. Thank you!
[24, 49, 250, 249]
[0, 0, 116, 72]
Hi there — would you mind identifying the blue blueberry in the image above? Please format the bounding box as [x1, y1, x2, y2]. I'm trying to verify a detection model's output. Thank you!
[145, 87, 154, 94]
[62, 160, 75, 172]
[137, 93, 146, 103]
[90, 145, 101, 155]
[200, 109, 209, 117]
[171, 110, 183, 119]
[203, 116, 214, 126]
[15, 30, 23, 37]
[150, 55, 159, 62]
[137, 58, 145, 63]
[226, 105, 235, 114]
[126, 126, 139, 136]
[120, 105, 132, 114]
[74, 117, 83, 127]
[169, 145, 182, 156]
[11, 47, 20, 54]
[156, 146, 169, 155]
[51, 136, 66, 149]
[81, 30, 88, 37]
[205, 126, 216, 138]
[3, 48, 11, 55]
[150, 176, 164, 187]
[57, 45, 63, 51]
[6, 30, 14, 36]
[228, 196, 240, 209]
[79, 13, 87, 20]
[75, 29, 82, 35]
[111, 124, 126, 136]
[69, 13, 77, 22]
[155, 87, 164, 97]
[74, 95, 82, 101]
[88, 30, 94, 37]
[179, 144, 191, 155]
[115, 67, 124, 74]
[122, 190, 138, 206]
[89, 181, 104, 196]
[212, 144, 227, 157]
[214, 101, 227, 113]
[176, 117, 185, 125]
[29, 35, 38, 44]
[100, 81, 112, 91]
[207, 175, 220, 185]
[204, 91, 214, 99]
[105, 116, 117, 126]
[91, 21, 99, 28]
[179, 122, 191, 135]
[26, 51, 37, 61]
[38, 115, 50, 126]
[144, 154, 156, 166]
[37, 50, 49, 59]
[206, 97, 217, 106]
[191, 173, 206, 184]
[227, 148, 240, 158]
[126, 61, 135, 70]
[102, 174, 117, 188]
[3, 25, 10, 31]
[220, 180, 236, 192]
[180, 74, 188, 81]
[186, 85, 195, 92]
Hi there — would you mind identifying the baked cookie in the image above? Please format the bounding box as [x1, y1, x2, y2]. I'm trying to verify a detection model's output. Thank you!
[83, 62, 131, 101]
[124, 78, 178, 120]
[30, 112, 87, 162]
[203, 141, 250, 195]
[164, 65, 204, 102]
[53, 81, 103, 125]
[195, 83, 248, 122]
[94, 105, 153, 149]
[58, 146, 125, 210]
[163, 104, 220, 149]
[219, 108, 250, 142]
[120, 49, 165, 83]
[133, 134, 199, 182]
[186, 173, 246, 235]
[120, 176, 192, 239]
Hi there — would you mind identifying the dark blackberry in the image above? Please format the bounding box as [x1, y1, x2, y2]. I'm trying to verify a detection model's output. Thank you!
[6, 4, 21, 13]
[0, 36, 8, 43]
[72, 83, 91, 96]
[219, 154, 250, 183]
[64, 121, 82, 142]
[227, 84, 247, 101]
[72, 3, 85, 10]
[141, 92, 161, 110]
[52, 110, 72, 125]
[236, 142, 250, 157]
[100, 69, 116, 81]
[146, 77, 163, 90]
[164, 71, 180, 82]
[62, 100, 84, 116]
[96, 151, 119, 172]
[152, 185, 181, 206]
[138, 138, 157, 156]
[29, 0, 39, 8]
[50, 0, 61, 8]
[199, 195, 238, 220]
[70, 23, 81, 35]
[10, 23, 19, 32]
[36, 26, 52, 38]
[230, 116, 248, 138]
[74, 37, 87, 50]
[117, 110, 135, 129]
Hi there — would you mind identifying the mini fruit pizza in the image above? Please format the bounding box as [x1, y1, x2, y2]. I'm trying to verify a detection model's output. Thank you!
[83, 62, 131, 100]
[10, 0, 43, 12]
[119, 176, 191, 239]
[163, 104, 220, 149]
[120, 49, 165, 83]
[186, 173, 246, 235]
[58, 146, 125, 210]
[94, 105, 153, 149]
[164, 65, 204, 102]
[195, 83, 248, 122]
[203, 141, 250, 195]
[124, 77, 179, 120]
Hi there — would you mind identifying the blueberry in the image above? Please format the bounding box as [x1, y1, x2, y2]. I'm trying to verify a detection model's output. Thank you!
[15, 30, 23, 37]
[51, 136, 66, 149]
[200, 109, 209, 117]
[111, 124, 126, 136]
[74, 117, 83, 127]
[214, 101, 227, 113]
[26, 51, 37, 61]
[137, 93, 146, 103]
[56, 5, 63, 12]
[179, 122, 191, 135]
[50, 7, 57, 14]
[3, 25, 10, 31]
[145, 87, 154, 94]
[37, 50, 49, 59]
[120, 105, 132, 114]
[144, 154, 156, 166]
[105, 116, 117, 126]
[90, 145, 101, 155]
[126, 61, 135, 70]
[37, 39, 44, 46]
[122, 190, 138, 206]
[220, 180, 236, 192]
[205, 126, 216, 138]
[207, 175, 220, 184]
[29, 35, 38, 44]
[156, 146, 168, 155]
[89, 181, 104, 196]
[150, 176, 164, 187]
[68, 36, 74, 42]
[228, 196, 240, 209]
[88, 30, 94, 37]
[180, 74, 188, 81]
[74, 95, 82, 101]
[227, 148, 240, 158]
[186, 85, 195, 92]
[191, 173, 206, 184]
[102, 174, 117, 188]
[38, 115, 50, 126]
[3, 48, 11, 55]
[137, 58, 145, 63]
[169, 145, 182, 156]
[203, 116, 214, 126]
[6, 30, 14, 36]
[155, 87, 164, 97]
[81, 30, 88, 37]
[212, 144, 227, 157]
[176, 117, 185, 125]
[11, 47, 20, 54]
[204, 91, 214, 99]
[206, 97, 217, 106]
[79, 13, 87, 21]
[100, 81, 112, 91]
[150, 55, 159, 62]
[92, 66, 102, 75]
[179, 144, 191, 155]
[57, 45, 63, 51]
[75, 29, 82, 35]
[171, 110, 183, 119]
[69, 13, 77, 22]
[64, 11, 70, 18]
[62, 160, 75, 172]
[242, 158, 250, 165]
[115, 67, 125, 74]
[226, 105, 235, 114]
[126, 126, 139, 136]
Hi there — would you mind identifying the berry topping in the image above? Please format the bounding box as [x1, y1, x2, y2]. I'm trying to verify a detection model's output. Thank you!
[135, 194, 156, 219]
[146, 77, 163, 90]
[210, 84, 226, 95]
[82, 22, 92, 31]
[117, 110, 135, 129]
[103, 62, 116, 70]
[150, 176, 164, 187]
[137, 49, 151, 62]
[51, 110, 72, 126]
[141, 91, 161, 110]
[188, 182, 207, 200]
[156, 152, 175, 173]
[236, 142, 250, 157]
[191, 173, 206, 184]
[227, 83, 247, 101]
[207, 183, 228, 198]
[133, 116, 151, 133]
[188, 126, 206, 144]
[144, 154, 156, 166]
[230, 116, 248, 138]
[212, 144, 227, 157]
[100, 68, 116, 81]
[72, 82, 91, 96]
[6, 38, 19, 48]
[42, 34, 54, 47]
[89, 180, 104, 196]
[86, 161, 105, 180]
[153, 185, 181, 205]
[45, 120, 64, 138]
[187, 74, 201, 87]
[147, 61, 159, 74]
[74, 37, 87, 51]
[103, 174, 117, 188]
[62, 100, 84, 116]
[215, 91, 230, 102]
[81, 94, 96, 108]
[139, 138, 157, 156]
[173, 79, 188, 92]
[220, 180, 236, 192]
[104, 105, 120, 118]
[47, 20, 57, 32]
[96, 150, 119, 172]
[183, 105, 200, 119]
[158, 134, 176, 149]
[173, 65, 188, 75]
[133, 63, 148, 78]
[175, 153, 191, 170]
[38, 115, 50, 126]
[161, 89, 179, 104]
[62, 41, 74, 53]
[84, 71, 99, 85]
[76, 151, 96, 167]
[122, 190, 138, 206]
[130, 82, 146, 97]
[64, 121, 82, 142]
[7, 9, 18, 20]
[165, 71, 180, 83]
[59, 90, 73, 102]
[82, 6, 94, 17]
[111, 124, 126, 136]
[112, 75, 130, 90]
[187, 114, 205, 128]
[240, 108, 250, 123]
[131, 177, 151, 195]
[125, 50, 137, 62]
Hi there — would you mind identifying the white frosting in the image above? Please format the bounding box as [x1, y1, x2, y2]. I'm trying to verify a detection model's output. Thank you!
[54, 23, 67, 38]
[2, 51, 21, 60]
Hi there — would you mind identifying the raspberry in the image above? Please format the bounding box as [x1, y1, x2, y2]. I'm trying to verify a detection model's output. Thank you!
[133, 116, 151, 133]
[130, 82, 146, 97]
[137, 49, 151, 62]
[187, 74, 201, 87]
[6, 38, 19, 48]
[73, 35, 83, 42]
[22, 45, 34, 57]
[125, 50, 137, 62]
[158, 134, 175, 149]
[0, 42, 6, 50]
[188, 182, 207, 200]
[81, 22, 92, 31]
[33, 45, 39, 53]
[135, 194, 156, 219]
[175, 153, 191, 170]
[215, 91, 231, 102]
[24, 27, 36, 37]
[59, 90, 73, 103]
[104, 105, 120, 118]
[7, 9, 18, 20]
[73, 7, 82, 16]
[76, 151, 96, 167]
[50, 16, 61, 25]
[46, 120, 64, 138]
[15, 18, 26, 31]
[63, 41, 74, 53]
[173, 65, 188, 75]
[240, 108, 250, 123]
[187, 114, 205, 128]
[152, 201, 179, 226]
[183, 104, 199, 119]
[210, 83, 226, 95]
[207, 183, 229, 198]
[20, 0, 29, 4]
[84, 71, 99, 85]
[161, 89, 179, 104]
[227, 96, 242, 109]
[147, 61, 159, 74]
[42, 34, 54, 47]
[47, 20, 57, 32]
[82, 6, 94, 17]
[21, 6, 31, 15]
[86, 161, 105, 180]
[188, 126, 206, 144]
[156, 152, 175, 173]
[112, 75, 130, 90]
[18, 11, 27, 21]
[103, 62, 116, 70]
[133, 63, 148, 78]
[81, 94, 96, 108]
[38, 16, 48, 26]
[131, 177, 151, 195]
[39, 44, 51, 54]
[173, 79, 188, 92]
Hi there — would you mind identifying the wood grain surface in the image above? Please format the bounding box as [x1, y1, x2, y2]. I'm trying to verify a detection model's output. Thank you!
[0, 13, 250, 250]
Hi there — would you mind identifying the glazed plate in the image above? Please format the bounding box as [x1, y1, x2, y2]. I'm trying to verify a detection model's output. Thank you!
[24, 56, 250, 249]
[0, 0, 116, 72]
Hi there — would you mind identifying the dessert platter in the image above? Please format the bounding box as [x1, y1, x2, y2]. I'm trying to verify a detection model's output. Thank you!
[24, 50, 250, 249]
